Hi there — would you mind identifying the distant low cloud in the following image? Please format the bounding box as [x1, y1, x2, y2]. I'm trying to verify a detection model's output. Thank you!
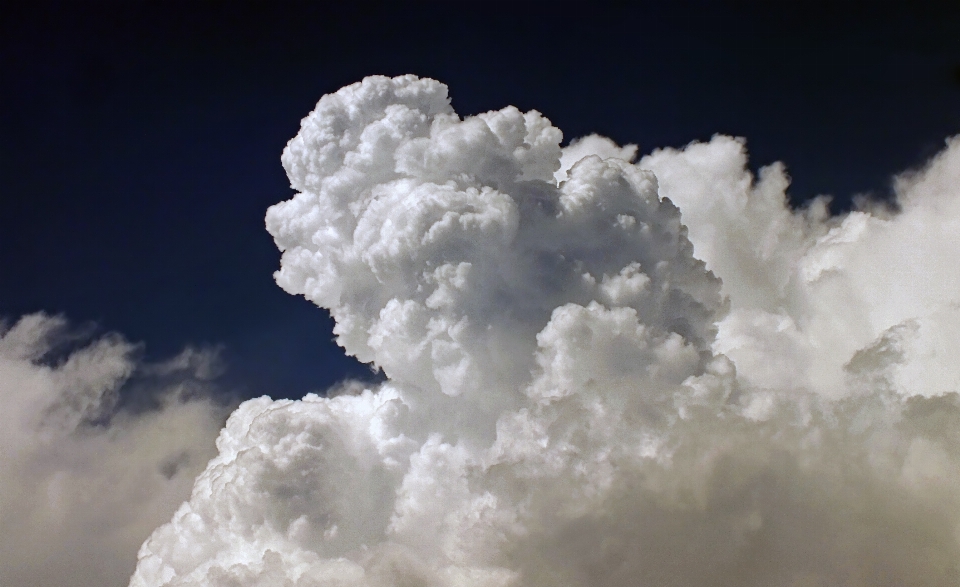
[0, 313, 229, 587]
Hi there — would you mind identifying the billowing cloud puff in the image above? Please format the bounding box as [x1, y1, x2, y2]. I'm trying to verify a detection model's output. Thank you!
[0, 313, 228, 587]
[642, 134, 960, 398]
[131, 75, 960, 586]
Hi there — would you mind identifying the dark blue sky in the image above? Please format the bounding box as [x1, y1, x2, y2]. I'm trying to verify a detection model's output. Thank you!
[2, 1, 959, 401]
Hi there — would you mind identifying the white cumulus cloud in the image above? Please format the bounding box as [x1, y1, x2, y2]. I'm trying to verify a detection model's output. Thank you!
[130, 75, 960, 587]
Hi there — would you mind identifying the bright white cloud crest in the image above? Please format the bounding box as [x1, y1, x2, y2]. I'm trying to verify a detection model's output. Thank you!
[130, 75, 960, 586]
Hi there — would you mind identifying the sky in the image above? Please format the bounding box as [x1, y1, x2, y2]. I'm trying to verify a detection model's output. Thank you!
[3, 2, 960, 587]
[3, 1, 959, 399]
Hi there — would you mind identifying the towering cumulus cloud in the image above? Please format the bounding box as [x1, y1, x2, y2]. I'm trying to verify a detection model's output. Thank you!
[131, 75, 960, 586]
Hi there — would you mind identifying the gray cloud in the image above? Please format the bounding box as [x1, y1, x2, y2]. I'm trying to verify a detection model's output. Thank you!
[0, 313, 229, 587]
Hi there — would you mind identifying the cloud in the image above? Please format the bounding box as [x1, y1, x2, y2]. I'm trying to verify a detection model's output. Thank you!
[642, 133, 960, 398]
[0, 313, 229, 587]
[131, 75, 960, 586]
